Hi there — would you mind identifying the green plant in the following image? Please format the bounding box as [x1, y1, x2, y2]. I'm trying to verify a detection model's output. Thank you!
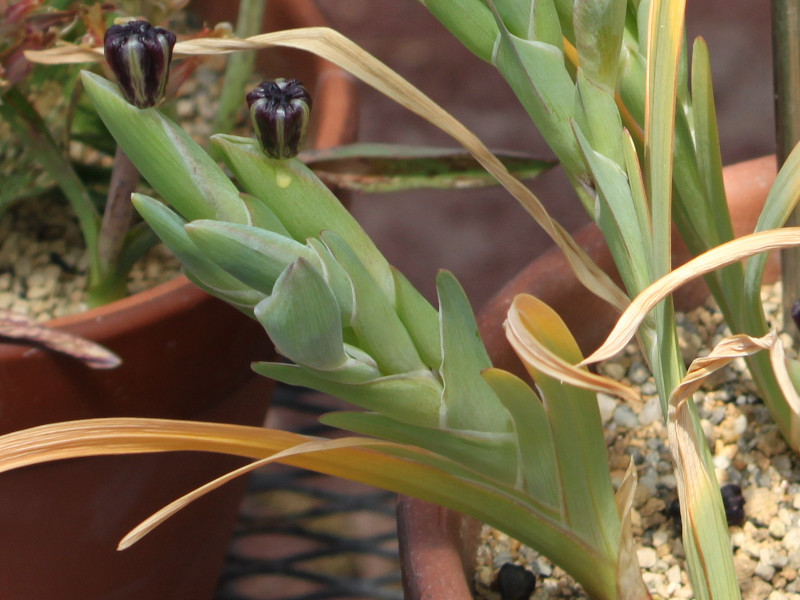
[4, 2, 800, 599]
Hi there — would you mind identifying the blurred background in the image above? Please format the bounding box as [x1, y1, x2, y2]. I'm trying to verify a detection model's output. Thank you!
[315, 0, 775, 310]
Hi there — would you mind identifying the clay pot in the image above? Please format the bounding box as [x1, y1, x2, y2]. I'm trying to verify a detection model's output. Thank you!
[397, 155, 779, 599]
[0, 2, 357, 599]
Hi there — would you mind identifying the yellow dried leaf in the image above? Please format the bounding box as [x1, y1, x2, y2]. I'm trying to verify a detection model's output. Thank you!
[581, 228, 800, 366]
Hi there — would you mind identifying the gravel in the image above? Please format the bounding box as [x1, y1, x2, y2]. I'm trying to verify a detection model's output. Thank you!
[475, 282, 800, 600]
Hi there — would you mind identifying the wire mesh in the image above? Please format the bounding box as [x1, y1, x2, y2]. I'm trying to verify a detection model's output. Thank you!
[215, 384, 403, 600]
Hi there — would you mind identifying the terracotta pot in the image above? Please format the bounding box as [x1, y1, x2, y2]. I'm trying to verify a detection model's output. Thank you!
[0, 2, 357, 599]
[398, 155, 779, 599]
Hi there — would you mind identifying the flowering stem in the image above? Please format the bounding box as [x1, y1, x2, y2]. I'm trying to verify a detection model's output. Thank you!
[92, 146, 140, 305]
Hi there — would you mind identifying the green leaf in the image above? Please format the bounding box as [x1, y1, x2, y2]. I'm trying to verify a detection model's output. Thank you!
[490, 23, 587, 188]
[253, 362, 441, 426]
[392, 267, 443, 369]
[81, 71, 249, 224]
[321, 231, 426, 375]
[239, 193, 291, 237]
[321, 411, 520, 488]
[437, 270, 510, 433]
[482, 368, 559, 508]
[184, 220, 317, 295]
[573, 123, 652, 295]
[131, 194, 263, 309]
[509, 295, 619, 555]
[253, 258, 349, 371]
[302, 143, 555, 192]
[210, 134, 395, 300]
[573, 0, 627, 90]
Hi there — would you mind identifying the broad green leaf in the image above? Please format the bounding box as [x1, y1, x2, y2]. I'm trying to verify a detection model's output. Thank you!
[302, 143, 555, 192]
[306, 238, 356, 324]
[254, 259, 349, 372]
[574, 0, 627, 90]
[81, 72, 249, 224]
[392, 267, 443, 369]
[184, 220, 317, 295]
[437, 270, 510, 433]
[131, 194, 263, 307]
[491, 32, 586, 186]
[530, 0, 564, 49]
[321, 411, 520, 487]
[239, 193, 291, 237]
[573, 123, 652, 295]
[507, 294, 619, 555]
[418, 0, 499, 62]
[210, 135, 395, 301]
[321, 231, 426, 375]
[482, 368, 559, 507]
[574, 71, 626, 167]
[488, 0, 533, 39]
[689, 38, 730, 244]
[253, 362, 441, 427]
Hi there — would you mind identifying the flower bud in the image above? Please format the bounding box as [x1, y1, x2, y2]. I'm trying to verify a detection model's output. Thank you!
[792, 299, 800, 332]
[246, 79, 312, 159]
[104, 20, 176, 108]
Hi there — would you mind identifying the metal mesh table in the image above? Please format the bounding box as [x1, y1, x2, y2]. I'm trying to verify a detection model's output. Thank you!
[215, 385, 403, 600]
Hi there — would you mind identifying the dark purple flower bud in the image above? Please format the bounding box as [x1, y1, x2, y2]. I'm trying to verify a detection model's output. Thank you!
[792, 299, 800, 332]
[104, 20, 176, 108]
[246, 79, 312, 159]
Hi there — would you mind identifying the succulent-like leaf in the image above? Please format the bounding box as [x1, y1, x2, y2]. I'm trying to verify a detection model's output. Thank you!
[131, 194, 263, 308]
[253, 362, 441, 426]
[482, 368, 559, 506]
[253, 257, 347, 372]
[392, 267, 442, 369]
[210, 135, 396, 301]
[437, 270, 510, 433]
[81, 71, 249, 224]
[321, 231, 427, 375]
[321, 411, 520, 487]
[505, 294, 621, 553]
[185, 220, 317, 295]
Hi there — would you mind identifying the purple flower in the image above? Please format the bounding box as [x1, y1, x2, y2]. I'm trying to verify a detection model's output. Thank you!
[104, 20, 176, 108]
[246, 79, 312, 159]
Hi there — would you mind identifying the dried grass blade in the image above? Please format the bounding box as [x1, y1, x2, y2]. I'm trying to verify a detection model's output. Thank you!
[614, 460, 649, 600]
[27, 28, 628, 311]
[119, 435, 396, 549]
[581, 228, 800, 366]
[505, 294, 640, 404]
[668, 332, 779, 599]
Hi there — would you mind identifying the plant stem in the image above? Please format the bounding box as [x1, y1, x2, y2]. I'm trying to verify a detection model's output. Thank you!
[772, 0, 800, 338]
[213, 0, 268, 134]
[92, 146, 141, 306]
